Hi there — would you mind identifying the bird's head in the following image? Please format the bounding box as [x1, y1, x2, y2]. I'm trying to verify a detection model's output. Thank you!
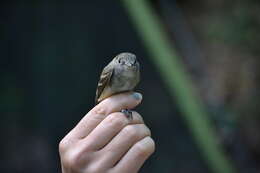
[114, 52, 138, 67]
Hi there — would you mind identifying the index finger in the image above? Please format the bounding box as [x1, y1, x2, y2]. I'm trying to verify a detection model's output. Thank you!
[67, 92, 142, 139]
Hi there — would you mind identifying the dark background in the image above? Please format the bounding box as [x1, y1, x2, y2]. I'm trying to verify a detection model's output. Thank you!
[1, 0, 260, 172]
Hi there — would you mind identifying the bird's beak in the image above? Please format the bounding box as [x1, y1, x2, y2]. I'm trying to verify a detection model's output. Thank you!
[125, 62, 132, 66]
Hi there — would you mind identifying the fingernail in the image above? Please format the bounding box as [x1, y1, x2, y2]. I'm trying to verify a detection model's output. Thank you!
[132, 92, 142, 100]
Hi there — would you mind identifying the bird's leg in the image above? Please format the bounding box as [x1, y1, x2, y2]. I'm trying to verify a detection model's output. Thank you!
[121, 109, 133, 120]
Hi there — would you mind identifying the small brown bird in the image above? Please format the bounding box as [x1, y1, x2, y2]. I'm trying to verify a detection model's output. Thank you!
[95, 52, 140, 118]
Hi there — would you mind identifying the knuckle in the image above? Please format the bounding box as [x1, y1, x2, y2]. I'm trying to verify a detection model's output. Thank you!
[63, 149, 91, 171]
[123, 125, 139, 138]
[106, 112, 128, 128]
[145, 126, 152, 136]
[85, 163, 103, 173]
[147, 137, 156, 153]
[135, 137, 155, 157]
[123, 124, 151, 139]
[78, 139, 95, 154]
[59, 138, 71, 153]
[60, 141, 94, 171]
[59, 140, 66, 153]
[141, 124, 152, 136]
[63, 151, 82, 171]
[91, 106, 107, 116]
[133, 111, 144, 123]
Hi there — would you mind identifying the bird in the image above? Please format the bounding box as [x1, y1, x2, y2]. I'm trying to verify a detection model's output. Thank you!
[95, 52, 140, 118]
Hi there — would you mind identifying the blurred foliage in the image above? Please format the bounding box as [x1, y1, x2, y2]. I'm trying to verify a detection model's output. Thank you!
[205, 4, 260, 53]
[122, 0, 234, 173]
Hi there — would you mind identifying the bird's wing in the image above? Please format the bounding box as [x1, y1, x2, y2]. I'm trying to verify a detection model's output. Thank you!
[95, 65, 114, 104]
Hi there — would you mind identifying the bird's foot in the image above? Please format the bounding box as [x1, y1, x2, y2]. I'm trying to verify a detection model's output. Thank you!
[121, 109, 133, 120]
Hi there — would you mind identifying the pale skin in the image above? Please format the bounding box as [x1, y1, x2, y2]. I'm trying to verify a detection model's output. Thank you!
[59, 92, 155, 173]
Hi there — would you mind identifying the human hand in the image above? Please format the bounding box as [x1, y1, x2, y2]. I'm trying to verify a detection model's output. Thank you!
[59, 92, 155, 173]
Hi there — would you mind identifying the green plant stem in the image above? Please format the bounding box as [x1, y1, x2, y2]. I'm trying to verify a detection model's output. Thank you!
[121, 0, 235, 173]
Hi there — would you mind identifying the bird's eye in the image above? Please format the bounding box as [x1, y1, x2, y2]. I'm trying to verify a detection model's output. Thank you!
[119, 59, 125, 65]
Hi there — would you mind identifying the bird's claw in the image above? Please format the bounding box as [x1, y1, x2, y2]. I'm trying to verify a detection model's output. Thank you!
[121, 109, 133, 120]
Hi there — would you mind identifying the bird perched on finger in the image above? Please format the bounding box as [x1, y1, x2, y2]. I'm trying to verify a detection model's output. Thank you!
[95, 52, 140, 118]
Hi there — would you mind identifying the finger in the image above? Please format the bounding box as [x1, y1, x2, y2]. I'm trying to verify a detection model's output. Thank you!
[67, 92, 142, 139]
[97, 124, 151, 167]
[112, 137, 155, 173]
[80, 111, 144, 151]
